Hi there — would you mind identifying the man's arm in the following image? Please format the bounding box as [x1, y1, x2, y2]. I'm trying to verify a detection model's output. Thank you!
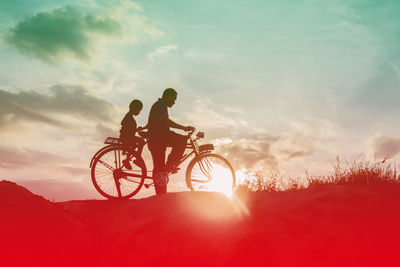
[137, 123, 148, 132]
[168, 119, 194, 131]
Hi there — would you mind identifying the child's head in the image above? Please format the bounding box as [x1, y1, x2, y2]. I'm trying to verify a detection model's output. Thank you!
[129, 99, 143, 115]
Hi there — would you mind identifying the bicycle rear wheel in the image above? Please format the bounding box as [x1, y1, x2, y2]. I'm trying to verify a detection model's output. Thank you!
[91, 146, 146, 199]
[185, 153, 236, 193]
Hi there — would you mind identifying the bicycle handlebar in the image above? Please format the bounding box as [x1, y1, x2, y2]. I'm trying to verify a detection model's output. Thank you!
[137, 128, 199, 140]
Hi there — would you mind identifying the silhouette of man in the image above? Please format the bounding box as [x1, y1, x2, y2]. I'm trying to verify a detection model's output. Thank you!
[147, 88, 194, 195]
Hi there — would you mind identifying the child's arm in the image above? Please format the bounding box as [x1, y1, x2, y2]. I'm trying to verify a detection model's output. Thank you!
[136, 123, 148, 132]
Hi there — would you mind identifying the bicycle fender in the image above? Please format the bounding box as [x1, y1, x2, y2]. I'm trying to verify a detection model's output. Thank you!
[89, 145, 116, 168]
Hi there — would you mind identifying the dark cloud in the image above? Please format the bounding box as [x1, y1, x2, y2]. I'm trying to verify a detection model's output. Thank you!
[5, 6, 121, 62]
[0, 85, 115, 128]
[271, 131, 315, 161]
[214, 133, 315, 173]
[215, 138, 277, 171]
[288, 151, 308, 158]
[369, 135, 400, 159]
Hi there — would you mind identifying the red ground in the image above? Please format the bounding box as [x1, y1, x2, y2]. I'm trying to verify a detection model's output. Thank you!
[1, 180, 399, 266]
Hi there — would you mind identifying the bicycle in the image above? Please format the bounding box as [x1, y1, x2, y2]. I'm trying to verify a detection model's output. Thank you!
[89, 130, 236, 199]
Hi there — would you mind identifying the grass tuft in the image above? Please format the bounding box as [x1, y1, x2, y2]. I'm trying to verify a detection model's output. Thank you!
[237, 157, 400, 192]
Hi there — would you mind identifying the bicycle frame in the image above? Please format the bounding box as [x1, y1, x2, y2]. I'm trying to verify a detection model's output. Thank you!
[112, 132, 208, 183]
[90, 130, 231, 198]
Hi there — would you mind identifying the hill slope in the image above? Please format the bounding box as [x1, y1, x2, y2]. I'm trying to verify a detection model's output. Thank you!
[1, 180, 399, 266]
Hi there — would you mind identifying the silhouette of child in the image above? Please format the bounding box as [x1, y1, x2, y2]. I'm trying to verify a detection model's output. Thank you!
[119, 99, 146, 170]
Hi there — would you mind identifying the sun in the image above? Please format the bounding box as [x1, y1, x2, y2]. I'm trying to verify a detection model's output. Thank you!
[197, 162, 235, 198]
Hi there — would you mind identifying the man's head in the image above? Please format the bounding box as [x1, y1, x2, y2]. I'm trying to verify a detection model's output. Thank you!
[162, 88, 177, 108]
[129, 99, 143, 115]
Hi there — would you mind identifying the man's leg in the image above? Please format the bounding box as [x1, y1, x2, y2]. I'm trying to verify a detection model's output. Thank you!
[165, 131, 187, 170]
[148, 141, 167, 195]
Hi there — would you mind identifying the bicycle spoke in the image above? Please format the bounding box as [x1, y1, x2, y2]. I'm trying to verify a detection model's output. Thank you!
[191, 179, 210, 183]
[98, 159, 115, 171]
[187, 154, 235, 193]
[92, 146, 146, 199]
[123, 177, 144, 184]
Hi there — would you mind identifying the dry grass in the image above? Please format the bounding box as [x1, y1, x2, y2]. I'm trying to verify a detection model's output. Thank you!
[236, 168, 306, 193]
[236, 157, 400, 192]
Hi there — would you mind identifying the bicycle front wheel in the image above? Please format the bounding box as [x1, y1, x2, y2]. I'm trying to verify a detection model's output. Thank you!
[185, 153, 236, 193]
[91, 146, 146, 199]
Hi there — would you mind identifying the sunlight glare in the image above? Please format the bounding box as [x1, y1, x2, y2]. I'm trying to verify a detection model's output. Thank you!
[198, 162, 234, 198]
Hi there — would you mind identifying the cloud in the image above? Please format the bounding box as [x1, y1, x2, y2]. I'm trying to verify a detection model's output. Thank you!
[270, 131, 314, 161]
[0, 85, 115, 128]
[214, 133, 313, 173]
[92, 0, 163, 38]
[212, 118, 336, 174]
[148, 44, 179, 61]
[185, 98, 237, 131]
[0, 144, 71, 169]
[270, 118, 336, 161]
[183, 97, 331, 173]
[214, 137, 278, 172]
[368, 134, 400, 159]
[0, 144, 89, 194]
[95, 122, 119, 142]
[5, 6, 122, 62]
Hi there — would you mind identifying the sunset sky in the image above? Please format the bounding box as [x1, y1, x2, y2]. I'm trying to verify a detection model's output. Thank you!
[1, 0, 400, 200]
